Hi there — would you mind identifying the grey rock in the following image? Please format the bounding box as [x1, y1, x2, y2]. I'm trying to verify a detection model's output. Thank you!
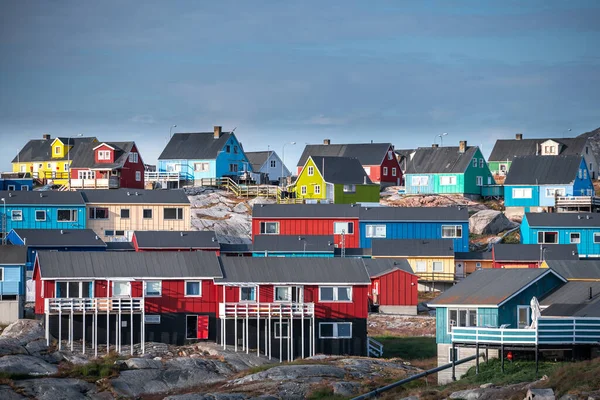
[399, 397, 419, 400]
[469, 210, 517, 235]
[233, 365, 346, 385]
[0, 319, 46, 345]
[0, 338, 28, 356]
[15, 378, 97, 400]
[0, 385, 26, 400]
[233, 202, 249, 214]
[164, 394, 248, 400]
[0, 355, 59, 376]
[450, 389, 483, 400]
[125, 357, 163, 369]
[24, 338, 49, 355]
[332, 381, 361, 396]
[60, 352, 90, 365]
[480, 383, 495, 389]
[558, 395, 578, 400]
[525, 388, 555, 400]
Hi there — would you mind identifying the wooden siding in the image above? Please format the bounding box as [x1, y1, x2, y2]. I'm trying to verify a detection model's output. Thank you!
[458, 260, 493, 275]
[119, 144, 145, 189]
[332, 184, 380, 204]
[368, 269, 418, 306]
[505, 185, 540, 208]
[463, 148, 495, 195]
[251, 218, 360, 248]
[436, 307, 498, 344]
[294, 158, 327, 202]
[252, 252, 333, 258]
[379, 146, 403, 184]
[1, 205, 87, 232]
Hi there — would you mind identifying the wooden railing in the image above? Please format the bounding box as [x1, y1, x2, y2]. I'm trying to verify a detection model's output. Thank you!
[45, 297, 144, 313]
[219, 302, 315, 318]
[145, 172, 185, 182]
[416, 272, 459, 282]
[452, 326, 537, 344]
[367, 337, 384, 357]
[556, 196, 600, 206]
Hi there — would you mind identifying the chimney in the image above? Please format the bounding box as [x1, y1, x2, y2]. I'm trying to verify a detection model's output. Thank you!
[363, 176, 367, 184]
[459, 140, 467, 153]
[214, 126, 222, 139]
[516, 133, 523, 140]
[323, 139, 331, 145]
[432, 144, 439, 148]
[43, 134, 51, 140]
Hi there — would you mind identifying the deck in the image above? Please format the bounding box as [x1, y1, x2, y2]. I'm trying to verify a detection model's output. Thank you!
[45, 297, 145, 314]
[556, 196, 600, 212]
[219, 302, 315, 319]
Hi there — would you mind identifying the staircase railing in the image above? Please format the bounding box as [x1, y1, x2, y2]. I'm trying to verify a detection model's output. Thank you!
[367, 336, 384, 358]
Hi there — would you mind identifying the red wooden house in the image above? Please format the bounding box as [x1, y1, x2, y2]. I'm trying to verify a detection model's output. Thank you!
[69, 141, 145, 189]
[296, 140, 403, 185]
[492, 243, 579, 269]
[363, 258, 419, 315]
[252, 204, 361, 249]
[132, 230, 220, 254]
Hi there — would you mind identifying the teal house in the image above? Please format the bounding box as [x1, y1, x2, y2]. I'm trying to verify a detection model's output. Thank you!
[0, 246, 27, 324]
[404, 141, 495, 197]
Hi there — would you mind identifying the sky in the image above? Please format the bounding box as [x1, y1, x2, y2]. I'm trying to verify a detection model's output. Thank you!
[1, 0, 599, 171]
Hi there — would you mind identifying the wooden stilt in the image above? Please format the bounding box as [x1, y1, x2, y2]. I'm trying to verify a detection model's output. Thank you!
[301, 316, 305, 359]
[82, 308, 86, 355]
[70, 307, 74, 352]
[279, 310, 283, 363]
[451, 343, 456, 381]
[246, 308, 249, 355]
[45, 311, 50, 347]
[290, 316, 294, 361]
[235, 307, 238, 352]
[268, 310, 272, 360]
[130, 310, 134, 356]
[58, 309, 62, 351]
[257, 315, 260, 357]
[475, 343, 479, 375]
[106, 302, 110, 355]
[94, 310, 98, 358]
[535, 345, 539, 378]
[501, 344, 505, 373]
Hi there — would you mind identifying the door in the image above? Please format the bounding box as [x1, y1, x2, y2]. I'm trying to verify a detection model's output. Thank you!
[197, 315, 209, 339]
[326, 183, 334, 202]
[455, 262, 464, 278]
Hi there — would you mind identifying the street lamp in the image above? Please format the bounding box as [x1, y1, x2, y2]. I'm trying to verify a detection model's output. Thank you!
[67, 134, 83, 189]
[169, 125, 177, 139]
[435, 132, 448, 147]
[1, 198, 5, 245]
[281, 141, 296, 186]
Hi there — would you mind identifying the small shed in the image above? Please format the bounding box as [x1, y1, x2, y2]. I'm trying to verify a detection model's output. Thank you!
[363, 258, 418, 315]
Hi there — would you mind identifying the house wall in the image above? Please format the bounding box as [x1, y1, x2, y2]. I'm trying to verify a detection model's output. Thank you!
[94, 144, 115, 163]
[333, 184, 380, 204]
[216, 135, 250, 178]
[573, 158, 594, 195]
[463, 149, 495, 195]
[368, 269, 418, 307]
[504, 185, 541, 209]
[404, 173, 436, 194]
[252, 252, 334, 258]
[373, 256, 456, 284]
[435, 306, 498, 344]
[492, 261, 538, 269]
[119, 144, 145, 189]
[251, 218, 360, 248]
[521, 225, 600, 258]
[457, 260, 493, 275]
[294, 158, 327, 202]
[0, 179, 33, 191]
[0, 265, 25, 296]
[0, 205, 87, 232]
[258, 152, 290, 183]
[379, 146, 404, 184]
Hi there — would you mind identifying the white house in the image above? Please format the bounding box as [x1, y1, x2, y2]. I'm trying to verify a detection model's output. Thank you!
[245, 151, 290, 184]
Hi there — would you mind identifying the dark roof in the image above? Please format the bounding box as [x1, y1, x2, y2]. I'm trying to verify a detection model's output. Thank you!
[252, 203, 361, 219]
[359, 205, 469, 221]
[429, 269, 559, 306]
[503, 155, 582, 185]
[0, 191, 85, 205]
[245, 151, 273, 172]
[158, 132, 234, 160]
[253, 235, 335, 253]
[11, 229, 106, 248]
[578, 127, 600, 161]
[541, 281, 600, 318]
[12, 137, 97, 163]
[105, 242, 135, 251]
[70, 141, 136, 169]
[219, 243, 253, 253]
[394, 149, 414, 160]
[489, 137, 588, 162]
[216, 257, 371, 284]
[0, 246, 28, 265]
[493, 244, 579, 262]
[455, 252, 493, 261]
[362, 258, 414, 277]
[545, 260, 600, 280]
[298, 143, 392, 167]
[310, 156, 373, 185]
[404, 146, 479, 174]
[334, 247, 372, 257]
[133, 231, 219, 249]
[80, 189, 189, 204]
[372, 239, 454, 257]
[37, 251, 223, 279]
[525, 212, 600, 227]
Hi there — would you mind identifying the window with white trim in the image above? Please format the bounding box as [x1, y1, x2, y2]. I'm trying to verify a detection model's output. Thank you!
[392, 167, 397, 176]
[194, 162, 210, 172]
[432, 261, 443, 272]
[113, 281, 131, 297]
[472, 159, 477, 167]
[185, 281, 202, 296]
[260, 221, 279, 234]
[56, 281, 93, 298]
[314, 184, 321, 195]
[365, 224, 386, 238]
[144, 315, 161, 324]
[129, 152, 139, 163]
[240, 286, 256, 302]
[98, 150, 111, 160]
[343, 184, 356, 193]
[411, 176, 429, 186]
[570, 232, 580, 244]
[440, 176, 457, 186]
[538, 231, 558, 244]
[479, 159, 484, 168]
[7, 185, 15, 191]
[307, 166, 314, 176]
[416, 261, 426, 272]
[319, 322, 352, 339]
[584, 169, 588, 180]
[57, 209, 78, 222]
[447, 308, 478, 333]
[333, 222, 354, 235]
[89, 207, 109, 219]
[387, 150, 394, 160]
[163, 208, 183, 220]
[594, 233, 600, 244]
[512, 188, 532, 199]
[21, 186, 29, 191]
[274, 286, 292, 302]
[517, 305, 530, 329]
[274, 322, 289, 338]
[135, 171, 141, 181]
[144, 281, 162, 297]
[545, 188, 566, 197]
[11, 210, 22, 221]
[35, 210, 46, 221]
[476, 176, 483, 186]
[442, 225, 462, 238]
[55, 146, 60, 154]
[383, 167, 388, 176]
[319, 286, 352, 302]
[78, 170, 96, 180]
[300, 185, 307, 195]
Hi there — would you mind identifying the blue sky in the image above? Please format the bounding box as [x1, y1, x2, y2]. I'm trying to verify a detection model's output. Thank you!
[1, 0, 599, 170]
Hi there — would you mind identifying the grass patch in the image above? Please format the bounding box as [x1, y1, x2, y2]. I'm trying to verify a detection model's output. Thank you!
[502, 230, 520, 244]
[307, 385, 347, 400]
[374, 336, 436, 360]
[455, 358, 561, 387]
[61, 353, 123, 382]
[540, 358, 600, 396]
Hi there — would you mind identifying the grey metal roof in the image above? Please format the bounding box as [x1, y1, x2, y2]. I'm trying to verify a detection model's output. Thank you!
[298, 143, 392, 167]
[334, 248, 372, 257]
[219, 243, 253, 253]
[404, 146, 479, 174]
[253, 235, 335, 253]
[362, 258, 414, 277]
[105, 242, 135, 251]
[216, 257, 371, 284]
[245, 151, 272, 172]
[525, 212, 600, 227]
[80, 189, 189, 204]
[12, 136, 97, 163]
[429, 269, 556, 306]
[11, 229, 106, 248]
[37, 251, 223, 279]
[359, 205, 469, 221]
[0, 246, 28, 265]
[0, 191, 85, 205]
[310, 156, 373, 185]
[545, 260, 600, 280]
[70, 141, 136, 169]
[578, 127, 600, 162]
[252, 203, 361, 219]
[158, 132, 234, 160]
[133, 230, 219, 249]
[541, 281, 600, 317]
[455, 252, 493, 261]
[372, 239, 454, 257]
[493, 244, 579, 262]
[489, 137, 588, 162]
[503, 155, 582, 185]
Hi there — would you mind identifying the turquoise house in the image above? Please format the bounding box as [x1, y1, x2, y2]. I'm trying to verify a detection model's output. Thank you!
[0, 173, 33, 191]
[252, 235, 335, 257]
[0, 246, 27, 324]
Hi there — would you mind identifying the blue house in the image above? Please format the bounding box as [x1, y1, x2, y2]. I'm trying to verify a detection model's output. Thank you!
[0, 173, 33, 191]
[157, 126, 250, 183]
[0, 246, 27, 324]
[358, 206, 469, 251]
[504, 155, 593, 211]
[6, 229, 107, 271]
[521, 212, 600, 258]
[0, 191, 87, 237]
[252, 235, 335, 257]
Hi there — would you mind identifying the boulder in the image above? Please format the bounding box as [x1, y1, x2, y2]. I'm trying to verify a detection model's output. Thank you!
[469, 210, 517, 235]
[525, 388, 555, 400]
[0, 385, 26, 400]
[164, 394, 248, 400]
[0, 355, 58, 376]
[332, 381, 361, 396]
[0, 338, 28, 356]
[450, 388, 483, 400]
[24, 338, 49, 355]
[233, 365, 346, 385]
[125, 358, 163, 369]
[15, 378, 98, 400]
[0, 320, 46, 345]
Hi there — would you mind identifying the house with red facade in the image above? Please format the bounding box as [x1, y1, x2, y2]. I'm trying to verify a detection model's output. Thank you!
[297, 140, 403, 185]
[132, 230, 220, 253]
[363, 258, 418, 315]
[492, 243, 579, 269]
[69, 141, 145, 189]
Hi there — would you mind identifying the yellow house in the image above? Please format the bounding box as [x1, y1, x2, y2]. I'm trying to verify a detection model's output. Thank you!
[12, 134, 97, 185]
[454, 251, 494, 278]
[371, 238, 456, 291]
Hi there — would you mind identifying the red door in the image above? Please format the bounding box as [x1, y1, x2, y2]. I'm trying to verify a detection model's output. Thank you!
[197, 315, 209, 339]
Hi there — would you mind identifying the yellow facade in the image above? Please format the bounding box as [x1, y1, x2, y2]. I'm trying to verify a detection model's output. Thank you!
[293, 157, 326, 201]
[373, 255, 456, 282]
[12, 138, 78, 185]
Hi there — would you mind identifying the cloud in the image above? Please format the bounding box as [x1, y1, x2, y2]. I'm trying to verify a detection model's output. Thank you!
[130, 114, 156, 124]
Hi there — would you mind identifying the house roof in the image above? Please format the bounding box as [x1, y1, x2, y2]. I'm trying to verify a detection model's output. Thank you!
[334, 247, 372, 257]
[37, 251, 223, 279]
[298, 143, 392, 167]
[310, 156, 373, 185]
[455, 252, 493, 261]
[219, 243, 253, 253]
[216, 257, 371, 285]
[544, 260, 600, 280]
[394, 149, 414, 160]
[578, 127, 600, 161]
[525, 212, 600, 227]
[541, 281, 600, 318]
[12, 136, 97, 163]
[404, 146, 479, 174]
[133, 230, 219, 250]
[105, 242, 135, 251]
[70, 141, 136, 169]
[0, 246, 28, 265]
[493, 244, 579, 262]
[158, 132, 234, 160]
[429, 269, 561, 307]
[359, 205, 469, 221]
[362, 258, 414, 277]
[253, 235, 335, 253]
[503, 155, 583, 185]
[80, 189, 189, 204]
[372, 239, 454, 257]
[10, 229, 106, 248]
[252, 203, 361, 219]
[0, 191, 85, 205]
[489, 137, 588, 162]
[245, 151, 273, 172]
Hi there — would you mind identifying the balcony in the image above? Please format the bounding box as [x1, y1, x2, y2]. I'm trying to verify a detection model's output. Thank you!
[219, 302, 315, 319]
[556, 196, 600, 212]
[45, 297, 144, 314]
[417, 272, 458, 283]
[68, 177, 120, 189]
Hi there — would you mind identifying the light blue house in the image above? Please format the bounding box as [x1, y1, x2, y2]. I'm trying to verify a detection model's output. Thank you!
[0, 173, 33, 191]
[0, 246, 27, 324]
[252, 235, 335, 257]
[504, 155, 593, 211]
[157, 126, 250, 183]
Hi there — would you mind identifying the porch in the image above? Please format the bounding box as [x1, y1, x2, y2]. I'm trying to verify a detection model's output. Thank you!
[556, 196, 600, 213]
[67, 176, 120, 189]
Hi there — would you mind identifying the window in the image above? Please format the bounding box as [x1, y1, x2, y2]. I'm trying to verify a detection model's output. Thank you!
[594, 233, 600, 244]
[89, 207, 109, 219]
[57, 209, 77, 222]
[98, 150, 111, 160]
[365, 224, 386, 238]
[416, 261, 426, 272]
[21, 186, 28, 191]
[135, 171, 141, 181]
[229, 164, 238, 172]
[319, 286, 352, 302]
[194, 162, 210, 172]
[11, 210, 22, 221]
[163, 208, 183, 220]
[383, 167, 388, 176]
[584, 170, 588, 180]
[260, 221, 279, 234]
[546, 188, 566, 197]
[479, 159, 484, 168]
[128, 152, 138, 163]
[476, 176, 483, 186]
[105, 230, 114, 236]
[387, 150, 394, 160]
[7, 185, 15, 191]
[447, 308, 477, 333]
[65, 164, 69, 171]
[569, 232, 581, 244]
[111, 170, 118, 176]
[319, 322, 352, 339]
[411, 176, 429, 186]
[143, 209, 152, 219]
[115, 230, 125, 236]
[120, 209, 130, 219]
[512, 188, 533, 199]
[113, 281, 131, 297]
[333, 222, 354, 235]
[440, 176, 456, 186]
[240, 286, 256, 302]
[392, 167, 397, 176]
[0, 268, 3, 281]
[145, 315, 161, 324]
[56, 281, 93, 298]
[544, 145, 556, 155]
[579, 169, 583, 179]
[226, 145, 231, 153]
[270, 160, 276, 168]
[472, 159, 477, 167]
[274, 286, 291, 302]
[517, 306, 530, 329]
[234, 145, 238, 154]
[47, 163, 51, 168]
[432, 261, 443, 272]
[538, 231, 558, 244]
[78, 170, 96, 180]
[314, 185, 321, 195]
[300, 185, 307, 195]
[185, 315, 209, 339]
[55, 147, 60, 154]
[442, 225, 462, 238]
[35, 210, 46, 221]
[475, 262, 482, 270]
[307, 166, 314, 176]
[343, 184, 356, 193]
[144, 281, 162, 297]
[274, 322, 290, 339]
[185, 281, 202, 296]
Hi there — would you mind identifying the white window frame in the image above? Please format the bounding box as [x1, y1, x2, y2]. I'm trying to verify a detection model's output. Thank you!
[392, 167, 397, 177]
[274, 286, 292, 302]
[476, 176, 483, 186]
[319, 322, 352, 339]
[411, 176, 429, 186]
[442, 225, 462, 238]
[584, 169, 588, 180]
[11, 210, 22, 221]
[594, 233, 600, 244]
[260, 221, 279, 235]
[129, 152, 138, 163]
[78, 170, 96, 180]
[416, 260, 426, 272]
[440, 176, 457, 186]
[21, 186, 29, 191]
[185, 280, 202, 297]
[112, 281, 131, 297]
[447, 308, 478, 334]
[194, 162, 210, 172]
[365, 224, 386, 238]
[144, 280, 162, 297]
[545, 188, 566, 197]
[479, 159, 484, 168]
[54, 146, 61, 154]
[512, 188, 532, 199]
[57, 209, 78, 222]
[35, 210, 46, 222]
[319, 286, 352, 302]
[472, 159, 477, 167]
[570, 232, 580, 244]
[270, 160, 276, 168]
[300, 185, 307, 195]
[274, 321, 290, 339]
[343, 184, 356, 193]
[240, 286, 257, 302]
[432, 261, 444, 272]
[517, 305, 530, 329]
[314, 184, 321, 195]
[307, 166, 314, 176]
[7, 185, 15, 191]
[538, 231, 558, 244]
[55, 281, 93, 298]
[383, 167, 388, 176]
[98, 150, 111, 160]
[135, 171, 141, 181]
[333, 222, 354, 235]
